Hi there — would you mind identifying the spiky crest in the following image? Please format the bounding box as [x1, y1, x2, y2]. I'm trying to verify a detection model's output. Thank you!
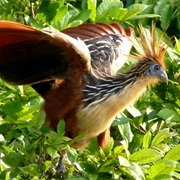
[130, 23, 168, 69]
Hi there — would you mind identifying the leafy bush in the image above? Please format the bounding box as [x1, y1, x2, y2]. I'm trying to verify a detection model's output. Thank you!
[0, 0, 180, 179]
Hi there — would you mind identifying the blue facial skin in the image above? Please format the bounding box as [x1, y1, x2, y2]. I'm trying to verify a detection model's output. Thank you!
[147, 64, 168, 84]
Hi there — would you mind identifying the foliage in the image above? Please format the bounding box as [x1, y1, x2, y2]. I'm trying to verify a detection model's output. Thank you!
[0, 0, 180, 179]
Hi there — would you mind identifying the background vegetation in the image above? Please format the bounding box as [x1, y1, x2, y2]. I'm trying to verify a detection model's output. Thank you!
[0, 0, 180, 179]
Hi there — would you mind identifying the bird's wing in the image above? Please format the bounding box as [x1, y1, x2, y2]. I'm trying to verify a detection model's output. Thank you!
[0, 20, 90, 85]
[63, 23, 134, 75]
[62, 23, 133, 40]
[0, 21, 134, 97]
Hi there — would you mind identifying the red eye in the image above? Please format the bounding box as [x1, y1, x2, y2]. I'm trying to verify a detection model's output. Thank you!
[154, 65, 160, 71]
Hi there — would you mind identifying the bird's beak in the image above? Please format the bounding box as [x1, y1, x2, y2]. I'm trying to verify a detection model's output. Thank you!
[157, 69, 168, 84]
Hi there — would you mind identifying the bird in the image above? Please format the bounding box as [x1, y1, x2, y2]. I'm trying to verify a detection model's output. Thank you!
[0, 20, 168, 165]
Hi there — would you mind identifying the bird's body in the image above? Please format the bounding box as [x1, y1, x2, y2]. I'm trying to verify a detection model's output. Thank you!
[0, 21, 168, 150]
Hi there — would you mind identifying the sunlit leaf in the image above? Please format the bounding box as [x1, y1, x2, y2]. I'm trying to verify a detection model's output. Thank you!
[43, 160, 52, 172]
[131, 14, 160, 20]
[175, 37, 180, 53]
[52, 6, 68, 24]
[129, 148, 162, 164]
[88, 0, 96, 22]
[66, 20, 83, 28]
[164, 144, 180, 161]
[151, 128, 172, 146]
[122, 4, 148, 20]
[148, 160, 174, 179]
[142, 131, 152, 149]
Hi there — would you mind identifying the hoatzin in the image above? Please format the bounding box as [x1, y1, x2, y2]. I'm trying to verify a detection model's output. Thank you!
[0, 20, 168, 167]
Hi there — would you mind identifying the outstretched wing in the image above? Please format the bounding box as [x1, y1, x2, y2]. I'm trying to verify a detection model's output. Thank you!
[0, 21, 134, 97]
[0, 20, 90, 85]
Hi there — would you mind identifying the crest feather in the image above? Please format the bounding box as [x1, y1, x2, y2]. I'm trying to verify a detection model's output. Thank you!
[131, 23, 168, 69]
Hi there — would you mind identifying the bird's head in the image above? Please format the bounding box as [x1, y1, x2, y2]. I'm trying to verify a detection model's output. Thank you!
[130, 23, 168, 84]
[146, 63, 168, 84]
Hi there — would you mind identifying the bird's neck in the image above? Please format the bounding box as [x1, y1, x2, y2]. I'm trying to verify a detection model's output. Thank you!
[83, 62, 157, 107]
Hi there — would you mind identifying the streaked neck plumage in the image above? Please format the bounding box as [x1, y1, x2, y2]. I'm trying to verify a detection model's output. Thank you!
[83, 59, 158, 107]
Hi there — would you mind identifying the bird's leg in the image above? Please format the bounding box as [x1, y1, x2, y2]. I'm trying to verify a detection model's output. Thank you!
[97, 129, 111, 149]
[56, 149, 67, 177]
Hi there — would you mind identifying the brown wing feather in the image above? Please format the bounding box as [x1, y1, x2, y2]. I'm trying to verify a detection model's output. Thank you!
[62, 22, 134, 40]
[0, 20, 90, 86]
[0, 24, 66, 84]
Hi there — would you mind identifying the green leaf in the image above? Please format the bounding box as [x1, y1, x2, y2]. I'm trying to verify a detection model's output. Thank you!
[103, 138, 114, 155]
[88, 173, 98, 180]
[66, 20, 83, 29]
[114, 146, 124, 155]
[164, 144, 180, 161]
[35, 109, 46, 129]
[173, 171, 180, 179]
[73, 9, 91, 23]
[175, 37, 180, 53]
[59, 12, 70, 30]
[148, 160, 174, 179]
[114, 117, 130, 125]
[154, 174, 172, 180]
[57, 119, 66, 135]
[45, 131, 70, 149]
[131, 14, 160, 20]
[47, 2, 60, 23]
[2, 101, 23, 118]
[129, 133, 143, 151]
[47, 147, 58, 158]
[117, 8, 128, 21]
[67, 147, 77, 164]
[118, 157, 145, 180]
[27, 17, 44, 29]
[59, 0, 64, 8]
[128, 163, 145, 180]
[160, 4, 173, 30]
[2, 152, 25, 167]
[3, 146, 15, 153]
[43, 160, 52, 172]
[68, 133, 87, 146]
[97, 0, 123, 16]
[154, 0, 165, 15]
[20, 164, 41, 176]
[88, 0, 96, 22]
[52, 5, 68, 24]
[142, 131, 152, 149]
[151, 128, 172, 146]
[78, 161, 96, 173]
[129, 148, 162, 164]
[122, 4, 148, 21]
[175, 162, 180, 171]
[118, 155, 131, 167]
[158, 108, 180, 122]
[118, 123, 133, 142]
[87, 138, 99, 153]
[152, 143, 170, 154]
[37, 0, 50, 22]
[98, 159, 116, 172]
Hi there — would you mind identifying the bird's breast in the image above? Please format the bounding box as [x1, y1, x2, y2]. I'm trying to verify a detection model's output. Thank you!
[72, 77, 156, 148]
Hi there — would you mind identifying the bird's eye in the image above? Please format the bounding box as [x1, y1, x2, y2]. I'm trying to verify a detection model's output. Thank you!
[154, 65, 160, 71]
